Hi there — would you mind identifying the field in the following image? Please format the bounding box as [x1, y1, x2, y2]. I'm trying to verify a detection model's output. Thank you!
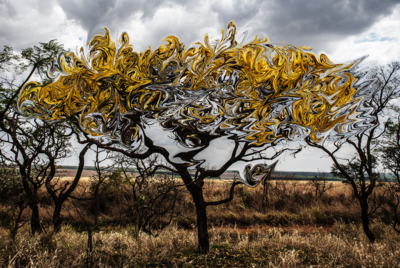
[0, 177, 399, 267]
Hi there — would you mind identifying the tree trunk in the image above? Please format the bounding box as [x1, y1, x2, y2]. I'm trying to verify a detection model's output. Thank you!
[29, 203, 42, 235]
[177, 167, 210, 254]
[193, 191, 209, 254]
[10, 204, 25, 241]
[360, 199, 375, 243]
[53, 203, 63, 232]
[93, 185, 100, 226]
[262, 180, 269, 209]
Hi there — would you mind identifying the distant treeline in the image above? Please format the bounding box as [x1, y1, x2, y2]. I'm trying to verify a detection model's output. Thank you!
[60, 165, 344, 181]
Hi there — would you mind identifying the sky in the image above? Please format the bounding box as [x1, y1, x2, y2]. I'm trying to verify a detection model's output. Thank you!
[1, 0, 400, 172]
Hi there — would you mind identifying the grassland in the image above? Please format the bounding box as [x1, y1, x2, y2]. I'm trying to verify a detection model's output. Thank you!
[0, 179, 399, 267]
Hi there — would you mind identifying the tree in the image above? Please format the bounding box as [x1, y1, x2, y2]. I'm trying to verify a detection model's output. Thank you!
[43, 134, 92, 231]
[0, 114, 92, 233]
[378, 111, 400, 183]
[114, 152, 183, 238]
[0, 41, 91, 233]
[307, 62, 400, 243]
[376, 109, 400, 234]
[17, 22, 375, 253]
[306, 171, 334, 202]
[0, 41, 69, 234]
[88, 146, 115, 227]
[0, 166, 28, 240]
[0, 116, 63, 234]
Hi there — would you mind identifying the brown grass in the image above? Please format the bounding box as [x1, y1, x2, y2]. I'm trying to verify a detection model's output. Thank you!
[1, 220, 399, 267]
[0, 178, 398, 267]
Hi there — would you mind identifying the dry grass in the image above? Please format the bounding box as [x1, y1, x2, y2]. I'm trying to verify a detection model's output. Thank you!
[0, 220, 399, 267]
[0, 179, 386, 230]
[0, 178, 398, 267]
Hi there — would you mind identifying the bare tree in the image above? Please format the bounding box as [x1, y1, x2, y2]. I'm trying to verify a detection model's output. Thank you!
[306, 171, 334, 202]
[307, 63, 400, 243]
[376, 110, 400, 234]
[0, 40, 89, 233]
[88, 146, 116, 226]
[0, 117, 68, 234]
[0, 116, 92, 233]
[114, 153, 183, 238]
[43, 134, 93, 231]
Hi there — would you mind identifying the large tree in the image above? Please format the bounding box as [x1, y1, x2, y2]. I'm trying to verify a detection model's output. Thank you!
[17, 22, 374, 253]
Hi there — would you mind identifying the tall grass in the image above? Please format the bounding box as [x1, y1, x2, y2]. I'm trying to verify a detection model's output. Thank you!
[0, 179, 390, 231]
[0, 178, 398, 267]
[1, 220, 399, 267]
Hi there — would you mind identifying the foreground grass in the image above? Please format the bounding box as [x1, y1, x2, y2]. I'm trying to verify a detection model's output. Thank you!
[0, 179, 399, 266]
[1, 221, 399, 267]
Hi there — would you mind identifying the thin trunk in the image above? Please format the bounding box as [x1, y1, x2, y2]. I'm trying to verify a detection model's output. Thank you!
[94, 184, 100, 226]
[262, 181, 269, 209]
[53, 203, 63, 232]
[88, 227, 93, 252]
[87, 226, 93, 268]
[29, 203, 42, 235]
[10, 205, 25, 241]
[360, 199, 375, 243]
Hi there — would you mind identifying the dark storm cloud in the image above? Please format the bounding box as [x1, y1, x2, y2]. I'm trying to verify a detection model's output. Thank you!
[55, 0, 400, 54]
[57, 0, 166, 41]
[1, 0, 399, 58]
[58, 0, 117, 40]
[211, 0, 400, 53]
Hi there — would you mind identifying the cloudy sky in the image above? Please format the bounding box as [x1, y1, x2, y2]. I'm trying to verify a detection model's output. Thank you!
[1, 0, 400, 171]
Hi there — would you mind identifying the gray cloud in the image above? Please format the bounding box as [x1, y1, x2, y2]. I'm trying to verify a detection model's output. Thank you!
[1, 0, 399, 53]
[212, 0, 400, 53]
[0, 0, 66, 51]
[54, 0, 400, 55]
[58, 0, 117, 40]
[57, 0, 167, 41]
[0, 0, 17, 17]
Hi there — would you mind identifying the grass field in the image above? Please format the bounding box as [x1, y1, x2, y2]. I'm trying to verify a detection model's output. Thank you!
[0, 177, 399, 267]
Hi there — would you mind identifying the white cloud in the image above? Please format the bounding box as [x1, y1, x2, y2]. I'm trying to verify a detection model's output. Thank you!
[0, 0, 86, 52]
[122, 3, 221, 52]
[328, 5, 400, 66]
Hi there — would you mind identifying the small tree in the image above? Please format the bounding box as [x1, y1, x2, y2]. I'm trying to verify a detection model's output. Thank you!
[114, 153, 183, 238]
[0, 166, 28, 240]
[307, 62, 400, 243]
[0, 41, 68, 234]
[0, 117, 68, 234]
[88, 146, 115, 226]
[43, 135, 93, 231]
[376, 111, 400, 234]
[0, 115, 92, 233]
[0, 41, 92, 233]
[306, 171, 333, 202]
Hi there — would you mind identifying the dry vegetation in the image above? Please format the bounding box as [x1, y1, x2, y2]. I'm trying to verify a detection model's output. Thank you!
[0, 178, 399, 267]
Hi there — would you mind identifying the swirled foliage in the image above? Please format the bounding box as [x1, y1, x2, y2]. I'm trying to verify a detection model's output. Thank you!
[18, 22, 372, 149]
